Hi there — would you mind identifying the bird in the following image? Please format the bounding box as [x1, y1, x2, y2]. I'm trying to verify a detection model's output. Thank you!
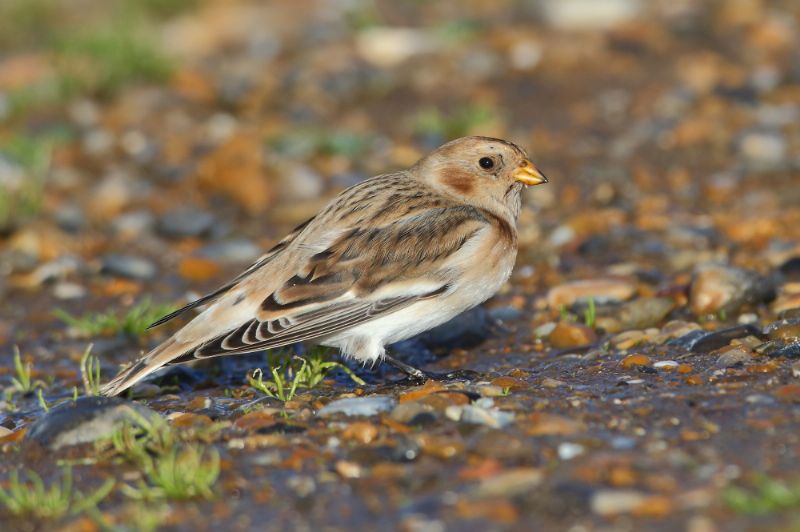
[101, 136, 548, 396]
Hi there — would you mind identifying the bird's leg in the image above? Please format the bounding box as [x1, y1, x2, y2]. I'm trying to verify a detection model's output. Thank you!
[382, 353, 479, 383]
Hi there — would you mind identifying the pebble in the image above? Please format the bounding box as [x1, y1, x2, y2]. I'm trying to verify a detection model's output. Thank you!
[52, 281, 87, 300]
[200, 239, 261, 263]
[471, 468, 543, 499]
[604, 297, 674, 333]
[547, 278, 636, 308]
[590, 489, 648, 516]
[525, 413, 585, 436]
[755, 339, 800, 359]
[111, 211, 155, 236]
[157, 208, 216, 239]
[792, 361, 800, 378]
[548, 321, 597, 348]
[764, 318, 800, 340]
[715, 346, 753, 368]
[25, 396, 161, 450]
[318, 395, 396, 417]
[54, 204, 86, 232]
[689, 264, 775, 316]
[688, 324, 763, 353]
[534, 322, 557, 338]
[459, 405, 515, 429]
[355, 27, 436, 67]
[653, 360, 679, 370]
[621, 354, 651, 369]
[390, 402, 436, 425]
[276, 163, 324, 201]
[738, 129, 787, 171]
[557, 442, 585, 460]
[539, 0, 641, 30]
[100, 254, 157, 280]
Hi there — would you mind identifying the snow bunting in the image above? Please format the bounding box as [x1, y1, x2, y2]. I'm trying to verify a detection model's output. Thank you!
[102, 136, 547, 395]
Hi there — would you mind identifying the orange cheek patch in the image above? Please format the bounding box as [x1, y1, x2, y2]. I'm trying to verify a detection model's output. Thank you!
[441, 169, 475, 194]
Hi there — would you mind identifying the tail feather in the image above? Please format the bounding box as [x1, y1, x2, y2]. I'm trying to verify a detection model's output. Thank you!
[101, 338, 191, 396]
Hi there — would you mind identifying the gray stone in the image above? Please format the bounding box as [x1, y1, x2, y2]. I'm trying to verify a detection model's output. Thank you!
[716, 347, 753, 368]
[25, 396, 161, 450]
[317, 395, 396, 417]
[157, 208, 215, 239]
[101, 254, 157, 280]
[200, 239, 261, 263]
[460, 404, 515, 429]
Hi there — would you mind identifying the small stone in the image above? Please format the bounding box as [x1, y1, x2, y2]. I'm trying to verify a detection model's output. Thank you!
[547, 278, 636, 308]
[739, 129, 787, 170]
[611, 297, 674, 332]
[541, 377, 567, 388]
[653, 360, 679, 370]
[490, 376, 527, 390]
[591, 490, 648, 516]
[342, 422, 379, 444]
[715, 346, 753, 368]
[276, 163, 324, 201]
[25, 397, 160, 450]
[534, 322, 557, 338]
[100, 254, 156, 280]
[52, 282, 87, 300]
[472, 468, 543, 499]
[539, 0, 641, 30]
[318, 395, 396, 417]
[792, 361, 800, 378]
[355, 27, 436, 67]
[398, 380, 445, 403]
[200, 239, 261, 263]
[689, 325, 763, 353]
[764, 318, 800, 340]
[391, 402, 436, 425]
[689, 264, 775, 316]
[611, 330, 649, 350]
[460, 405, 515, 429]
[558, 442, 585, 460]
[548, 321, 597, 348]
[157, 208, 215, 239]
[621, 354, 651, 369]
[415, 434, 463, 459]
[525, 413, 585, 436]
[656, 321, 703, 344]
[178, 257, 222, 282]
[335, 460, 362, 479]
[112, 211, 155, 236]
[755, 339, 800, 359]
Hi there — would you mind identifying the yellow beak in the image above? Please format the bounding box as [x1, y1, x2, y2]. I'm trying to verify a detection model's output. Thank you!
[512, 160, 548, 186]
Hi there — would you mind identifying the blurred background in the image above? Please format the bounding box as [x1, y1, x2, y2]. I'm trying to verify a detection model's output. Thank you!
[1, 0, 798, 304]
[1, 1, 800, 529]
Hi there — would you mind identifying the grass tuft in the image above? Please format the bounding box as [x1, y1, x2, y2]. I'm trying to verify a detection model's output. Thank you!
[79, 344, 101, 396]
[121, 445, 220, 501]
[248, 349, 365, 402]
[724, 475, 800, 515]
[0, 467, 114, 520]
[54, 298, 174, 338]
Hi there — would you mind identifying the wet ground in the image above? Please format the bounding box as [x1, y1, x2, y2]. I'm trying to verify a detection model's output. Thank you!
[1, 0, 800, 530]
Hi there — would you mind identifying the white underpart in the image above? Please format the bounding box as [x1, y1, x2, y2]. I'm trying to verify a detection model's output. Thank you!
[321, 226, 515, 364]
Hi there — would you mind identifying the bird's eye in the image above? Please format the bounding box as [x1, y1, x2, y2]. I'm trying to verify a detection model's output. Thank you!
[479, 157, 494, 170]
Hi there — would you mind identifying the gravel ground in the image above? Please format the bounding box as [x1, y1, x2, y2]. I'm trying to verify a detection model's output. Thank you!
[1, 1, 799, 531]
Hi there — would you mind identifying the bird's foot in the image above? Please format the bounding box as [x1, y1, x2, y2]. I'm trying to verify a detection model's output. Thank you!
[382, 354, 479, 383]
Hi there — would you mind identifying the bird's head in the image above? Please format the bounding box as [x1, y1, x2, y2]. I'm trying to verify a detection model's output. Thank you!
[413, 136, 548, 219]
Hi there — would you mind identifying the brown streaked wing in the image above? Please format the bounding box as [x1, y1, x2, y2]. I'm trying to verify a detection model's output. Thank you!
[173, 285, 448, 362]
